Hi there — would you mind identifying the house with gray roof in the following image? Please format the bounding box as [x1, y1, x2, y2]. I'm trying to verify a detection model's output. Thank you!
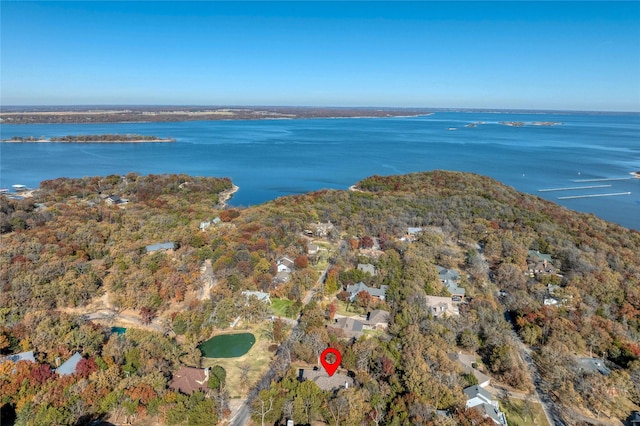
[146, 242, 176, 253]
[463, 385, 507, 425]
[528, 250, 552, 263]
[437, 266, 466, 298]
[576, 357, 611, 376]
[56, 352, 83, 376]
[449, 352, 491, 387]
[363, 309, 390, 329]
[401, 227, 423, 242]
[277, 256, 295, 273]
[273, 270, 291, 284]
[242, 290, 272, 304]
[299, 368, 353, 392]
[426, 296, 459, 317]
[2, 350, 35, 364]
[346, 282, 388, 302]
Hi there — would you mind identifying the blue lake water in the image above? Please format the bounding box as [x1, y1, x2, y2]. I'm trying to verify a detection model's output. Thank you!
[1, 112, 639, 229]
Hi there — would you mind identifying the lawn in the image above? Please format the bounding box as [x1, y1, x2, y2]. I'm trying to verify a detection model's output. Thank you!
[334, 299, 365, 316]
[499, 398, 550, 426]
[270, 298, 298, 318]
[200, 323, 274, 398]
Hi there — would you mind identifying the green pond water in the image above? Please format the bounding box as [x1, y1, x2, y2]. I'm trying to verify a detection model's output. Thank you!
[111, 327, 126, 335]
[198, 333, 256, 358]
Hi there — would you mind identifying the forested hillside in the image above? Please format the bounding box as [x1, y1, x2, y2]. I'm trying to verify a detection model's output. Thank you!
[1, 171, 638, 425]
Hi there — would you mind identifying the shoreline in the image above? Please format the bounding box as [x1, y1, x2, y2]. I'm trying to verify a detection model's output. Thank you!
[217, 184, 239, 208]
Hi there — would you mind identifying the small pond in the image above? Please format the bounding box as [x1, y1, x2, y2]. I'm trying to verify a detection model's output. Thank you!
[199, 333, 256, 358]
[110, 327, 127, 335]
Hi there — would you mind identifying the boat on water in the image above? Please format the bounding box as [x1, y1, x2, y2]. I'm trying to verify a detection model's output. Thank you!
[631, 171, 640, 178]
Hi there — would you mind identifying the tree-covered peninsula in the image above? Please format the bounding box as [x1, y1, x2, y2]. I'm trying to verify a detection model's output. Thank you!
[0, 171, 638, 425]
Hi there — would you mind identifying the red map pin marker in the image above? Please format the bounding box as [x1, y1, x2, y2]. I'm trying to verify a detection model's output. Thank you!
[320, 347, 341, 377]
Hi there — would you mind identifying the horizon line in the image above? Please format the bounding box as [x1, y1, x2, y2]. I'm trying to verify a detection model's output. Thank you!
[1, 104, 639, 115]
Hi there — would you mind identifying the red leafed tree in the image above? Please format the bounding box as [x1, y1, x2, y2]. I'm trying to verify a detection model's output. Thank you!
[30, 363, 55, 385]
[126, 383, 157, 404]
[76, 357, 98, 378]
[294, 255, 309, 269]
[327, 302, 337, 320]
[336, 291, 351, 303]
[356, 290, 372, 309]
[360, 236, 374, 249]
[140, 307, 155, 325]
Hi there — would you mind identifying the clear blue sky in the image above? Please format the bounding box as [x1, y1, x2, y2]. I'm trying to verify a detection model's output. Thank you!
[1, 1, 639, 111]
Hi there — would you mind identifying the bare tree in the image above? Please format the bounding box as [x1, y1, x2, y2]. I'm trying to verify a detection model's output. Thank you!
[253, 394, 273, 426]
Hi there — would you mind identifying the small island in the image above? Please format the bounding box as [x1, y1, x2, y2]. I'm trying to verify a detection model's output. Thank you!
[2, 134, 175, 143]
[499, 121, 562, 127]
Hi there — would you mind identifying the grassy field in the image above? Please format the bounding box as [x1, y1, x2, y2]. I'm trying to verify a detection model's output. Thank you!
[201, 323, 274, 398]
[334, 299, 365, 316]
[499, 398, 551, 426]
[270, 298, 298, 318]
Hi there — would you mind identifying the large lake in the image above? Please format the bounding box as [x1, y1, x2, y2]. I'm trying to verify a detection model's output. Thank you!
[1, 112, 639, 229]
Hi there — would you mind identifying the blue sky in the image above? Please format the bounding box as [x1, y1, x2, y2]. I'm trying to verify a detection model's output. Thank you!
[1, 1, 639, 111]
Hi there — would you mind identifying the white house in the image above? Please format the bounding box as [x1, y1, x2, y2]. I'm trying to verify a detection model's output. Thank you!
[277, 256, 295, 273]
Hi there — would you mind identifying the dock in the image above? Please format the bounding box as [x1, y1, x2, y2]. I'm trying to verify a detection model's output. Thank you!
[571, 177, 632, 183]
[538, 185, 611, 192]
[558, 192, 631, 200]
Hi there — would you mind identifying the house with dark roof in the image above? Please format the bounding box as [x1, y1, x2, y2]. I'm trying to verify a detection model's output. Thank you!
[298, 368, 353, 392]
[56, 352, 83, 376]
[526, 250, 557, 276]
[463, 385, 507, 425]
[329, 317, 364, 339]
[146, 242, 176, 253]
[170, 366, 210, 395]
[346, 282, 388, 302]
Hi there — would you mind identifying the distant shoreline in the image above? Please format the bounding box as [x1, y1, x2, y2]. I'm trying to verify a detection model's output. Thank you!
[0, 106, 433, 125]
[1, 139, 175, 143]
[2, 134, 175, 143]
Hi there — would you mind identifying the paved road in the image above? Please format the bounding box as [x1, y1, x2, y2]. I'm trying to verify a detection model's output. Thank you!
[516, 338, 567, 426]
[477, 245, 564, 426]
[231, 263, 332, 426]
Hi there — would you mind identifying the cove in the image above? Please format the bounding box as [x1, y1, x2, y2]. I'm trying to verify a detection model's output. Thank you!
[199, 333, 256, 358]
